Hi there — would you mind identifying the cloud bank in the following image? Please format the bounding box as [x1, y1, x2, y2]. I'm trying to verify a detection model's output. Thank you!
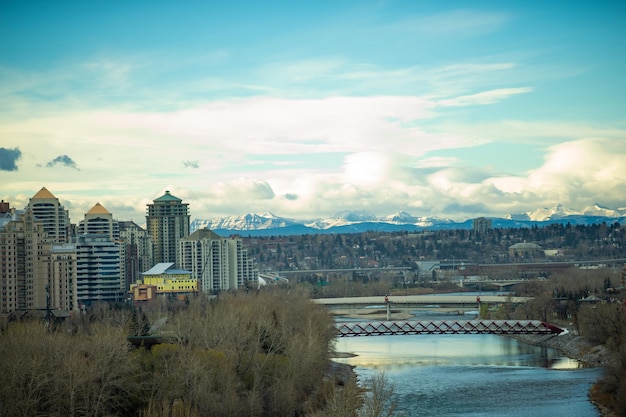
[0, 147, 21, 171]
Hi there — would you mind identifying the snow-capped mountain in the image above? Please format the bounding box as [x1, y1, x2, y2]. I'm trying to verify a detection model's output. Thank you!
[191, 212, 299, 231]
[509, 203, 626, 221]
[509, 204, 580, 221]
[581, 203, 625, 218]
[304, 210, 378, 229]
[191, 205, 626, 236]
[381, 211, 453, 227]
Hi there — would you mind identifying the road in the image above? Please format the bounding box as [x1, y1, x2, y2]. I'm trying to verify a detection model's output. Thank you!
[313, 294, 530, 306]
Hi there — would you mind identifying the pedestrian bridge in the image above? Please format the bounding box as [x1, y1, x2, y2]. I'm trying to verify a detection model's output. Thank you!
[335, 319, 564, 337]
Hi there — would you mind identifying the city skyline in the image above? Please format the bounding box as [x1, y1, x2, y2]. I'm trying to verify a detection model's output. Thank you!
[1, 1, 625, 222]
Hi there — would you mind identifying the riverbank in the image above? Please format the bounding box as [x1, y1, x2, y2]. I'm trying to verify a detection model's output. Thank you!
[511, 331, 617, 368]
[510, 330, 619, 417]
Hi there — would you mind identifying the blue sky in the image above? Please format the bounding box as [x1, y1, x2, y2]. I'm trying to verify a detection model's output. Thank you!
[1, 0, 625, 223]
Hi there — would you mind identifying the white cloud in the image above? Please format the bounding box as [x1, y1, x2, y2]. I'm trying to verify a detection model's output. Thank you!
[485, 137, 626, 210]
[437, 87, 533, 107]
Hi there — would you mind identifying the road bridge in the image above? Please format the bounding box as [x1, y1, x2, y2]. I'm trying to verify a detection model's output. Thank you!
[335, 319, 564, 337]
[458, 279, 525, 290]
[314, 294, 530, 308]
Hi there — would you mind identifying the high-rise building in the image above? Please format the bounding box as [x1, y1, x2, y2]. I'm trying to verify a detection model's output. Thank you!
[27, 187, 71, 244]
[473, 217, 492, 234]
[179, 229, 257, 293]
[48, 244, 78, 312]
[119, 221, 153, 290]
[0, 207, 48, 312]
[75, 203, 124, 304]
[75, 234, 123, 305]
[146, 190, 190, 265]
[78, 202, 119, 239]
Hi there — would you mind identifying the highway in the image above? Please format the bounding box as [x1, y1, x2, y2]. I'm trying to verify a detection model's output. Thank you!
[312, 294, 530, 306]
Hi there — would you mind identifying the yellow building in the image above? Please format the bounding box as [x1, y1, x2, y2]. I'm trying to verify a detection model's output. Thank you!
[131, 263, 197, 302]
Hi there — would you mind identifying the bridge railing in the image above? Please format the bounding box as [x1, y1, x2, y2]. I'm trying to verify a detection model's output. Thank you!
[335, 320, 564, 337]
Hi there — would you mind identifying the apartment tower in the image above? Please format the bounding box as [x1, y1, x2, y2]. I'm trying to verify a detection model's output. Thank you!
[146, 191, 190, 265]
[78, 202, 120, 239]
[179, 229, 257, 293]
[119, 221, 153, 289]
[27, 187, 71, 244]
[0, 208, 48, 312]
[76, 203, 123, 305]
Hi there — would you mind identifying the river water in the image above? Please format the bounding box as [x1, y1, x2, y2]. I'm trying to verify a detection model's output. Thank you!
[334, 307, 604, 416]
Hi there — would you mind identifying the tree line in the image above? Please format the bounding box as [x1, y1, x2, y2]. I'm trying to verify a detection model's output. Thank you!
[0, 289, 395, 417]
[244, 222, 626, 271]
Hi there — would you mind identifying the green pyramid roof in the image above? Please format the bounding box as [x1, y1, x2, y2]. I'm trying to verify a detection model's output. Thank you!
[154, 190, 182, 202]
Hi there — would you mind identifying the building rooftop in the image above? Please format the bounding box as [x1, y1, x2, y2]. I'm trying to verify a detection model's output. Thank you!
[153, 190, 182, 203]
[142, 262, 191, 276]
[509, 242, 541, 249]
[31, 187, 56, 200]
[87, 202, 110, 215]
[143, 263, 176, 275]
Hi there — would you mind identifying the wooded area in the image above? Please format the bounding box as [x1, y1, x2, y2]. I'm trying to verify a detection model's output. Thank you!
[0, 290, 366, 417]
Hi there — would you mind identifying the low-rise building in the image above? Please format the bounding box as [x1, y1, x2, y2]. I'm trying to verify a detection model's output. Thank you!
[509, 242, 542, 258]
[130, 262, 197, 304]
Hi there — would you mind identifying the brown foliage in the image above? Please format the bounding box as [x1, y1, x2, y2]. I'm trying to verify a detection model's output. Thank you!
[0, 289, 384, 417]
[0, 321, 143, 417]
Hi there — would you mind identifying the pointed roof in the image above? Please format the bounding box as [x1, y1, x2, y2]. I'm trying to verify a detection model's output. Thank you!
[182, 228, 222, 241]
[87, 202, 110, 215]
[143, 262, 176, 275]
[154, 190, 182, 203]
[31, 187, 56, 200]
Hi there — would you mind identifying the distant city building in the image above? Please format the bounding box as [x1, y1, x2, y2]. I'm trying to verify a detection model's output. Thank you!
[48, 243, 78, 312]
[76, 203, 124, 305]
[179, 229, 258, 292]
[0, 207, 48, 312]
[77, 202, 120, 239]
[27, 187, 71, 243]
[146, 191, 190, 265]
[0, 200, 10, 214]
[473, 217, 492, 233]
[75, 234, 123, 305]
[119, 221, 153, 291]
[130, 262, 197, 304]
[508, 242, 542, 258]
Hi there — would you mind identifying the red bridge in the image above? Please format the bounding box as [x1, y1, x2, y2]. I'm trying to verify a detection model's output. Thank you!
[335, 320, 564, 337]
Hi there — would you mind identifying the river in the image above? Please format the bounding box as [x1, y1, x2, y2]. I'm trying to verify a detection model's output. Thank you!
[334, 306, 603, 416]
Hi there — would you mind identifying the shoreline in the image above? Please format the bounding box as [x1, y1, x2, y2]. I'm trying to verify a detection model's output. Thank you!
[509, 330, 618, 417]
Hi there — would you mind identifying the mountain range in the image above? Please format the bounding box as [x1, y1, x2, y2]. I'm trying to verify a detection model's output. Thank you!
[191, 204, 626, 237]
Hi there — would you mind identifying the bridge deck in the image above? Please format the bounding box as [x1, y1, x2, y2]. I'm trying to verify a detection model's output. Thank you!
[335, 320, 563, 337]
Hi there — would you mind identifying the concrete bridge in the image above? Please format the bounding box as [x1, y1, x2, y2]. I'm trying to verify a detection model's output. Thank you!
[314, 294, 529, 308]
[335, 319, 564, 337]
[457, 279, 526, 290]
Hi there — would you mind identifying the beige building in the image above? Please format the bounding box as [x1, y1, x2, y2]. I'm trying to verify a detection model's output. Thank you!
[48, 244, 78, 311]
[27, 187, 71, 244]
[179, 229, 257, 293]
[0, 207, 49, 312]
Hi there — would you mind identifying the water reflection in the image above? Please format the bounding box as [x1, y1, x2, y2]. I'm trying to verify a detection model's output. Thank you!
[335, 334, 584, 370]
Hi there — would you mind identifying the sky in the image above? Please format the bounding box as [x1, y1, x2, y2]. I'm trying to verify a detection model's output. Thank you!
[1, 0, 625, 224]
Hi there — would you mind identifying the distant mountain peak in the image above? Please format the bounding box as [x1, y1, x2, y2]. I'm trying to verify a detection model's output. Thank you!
[333, 210, 377, 222]
[190, 204, 626, 236]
